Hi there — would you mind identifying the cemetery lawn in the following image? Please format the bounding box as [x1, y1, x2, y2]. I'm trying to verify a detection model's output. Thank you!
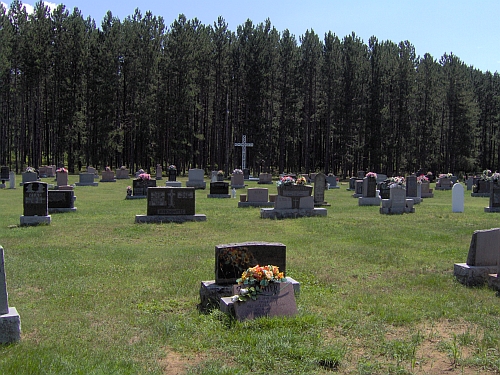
[1, 176, 500, 375]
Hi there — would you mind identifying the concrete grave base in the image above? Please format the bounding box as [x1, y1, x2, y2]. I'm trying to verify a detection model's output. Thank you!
[125, 195, 147, 199]
[314, 201, 331, 207]
[20, 215, 51, 226]
[407, 196, 422, 204]
[231, 184, 246, 189]
[454, 263, 498, 286]
[471, 193, 490, 197]
[75, 182, 98, 187]
[165, 181, 182, 187]
[207, 194, 230, 199]
[0, 307, 21, 344]
[421, 192, 434, 198]
[238, 201, 274, 207]
[358, 197, 381, 206]
[484, 206, 500, 212]
[100, 179, 116, 182]
[185, 182, 206, 189]
[487, 274, 500, 291]
[48, 207, 77, 213]
[260, 208, 327, 219]
[199, 278, 301, 313]
[135, 214, 207, 223]
[219, 279, 300, 319]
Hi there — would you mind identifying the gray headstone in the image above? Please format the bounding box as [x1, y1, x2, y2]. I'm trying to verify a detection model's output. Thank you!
[78, 173, 95, 184]
[9, 171, 15, 189]
[313, 173, 326, 203]
[490, 182, 500, 208]
[0, 247, 9, 315]
[466, 228, 500, 266]
[247, 188, 268, 202]
[406, 175, 418, 197]
[390, 186, 406, 208]
[362, 176, 377, 198]
[452, 183, 464, 213]
[232, 282, 297, 321]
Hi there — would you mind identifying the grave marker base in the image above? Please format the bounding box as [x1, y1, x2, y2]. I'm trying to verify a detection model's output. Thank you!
[20, 215, 51, 226]
[75, 182, 98, 186]
[454, 263, 498, 286]
[135, 214, 207, 223]
[207, 194, 231, 199]
[358, 197, 381, 206]
[238, 201, 274, 207]
[260, 207, 327, 219]
[48, 207, 77, 213]
[0, 307, 21, 344]
[484, 206, 500, 212]
[198, 277, 300, 314]
[165, 181, 182, 187]
[221, 281, 298, 321]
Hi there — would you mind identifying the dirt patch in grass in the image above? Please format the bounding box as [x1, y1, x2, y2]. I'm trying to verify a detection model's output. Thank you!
[160, 348, 203, 375]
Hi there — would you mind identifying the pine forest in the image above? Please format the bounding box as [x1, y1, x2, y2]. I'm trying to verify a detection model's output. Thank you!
[1, 1, 500, 178]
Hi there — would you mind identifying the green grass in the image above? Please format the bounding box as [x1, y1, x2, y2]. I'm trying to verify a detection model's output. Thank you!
[1, 176, 500, 374]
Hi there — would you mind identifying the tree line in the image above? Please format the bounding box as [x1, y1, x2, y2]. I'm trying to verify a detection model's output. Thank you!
[1, 1, 499, 177]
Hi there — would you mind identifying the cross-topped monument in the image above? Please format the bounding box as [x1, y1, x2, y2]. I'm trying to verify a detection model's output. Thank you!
[234, 135, 253, 170]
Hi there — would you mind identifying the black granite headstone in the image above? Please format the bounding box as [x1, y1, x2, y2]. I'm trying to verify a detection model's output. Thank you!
[48, 190, 74, 209]
[168, 169, 177, 181]
[243, 168, 250, 180]
[490, 182, 500, 208]
[23, 182, 48, 216]
[215, 242, 286, 284]
[147, 187, 195, 215]
[0, 166, 9, 182]
[210, 182, 229, 195]
[133, 179, 157, 196]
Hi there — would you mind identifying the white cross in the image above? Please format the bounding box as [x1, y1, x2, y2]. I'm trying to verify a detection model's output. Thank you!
[234, 135, 253, 170]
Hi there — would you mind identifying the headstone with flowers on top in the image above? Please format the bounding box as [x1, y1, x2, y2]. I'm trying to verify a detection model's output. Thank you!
[260, 175, 327, 219]
[419, 174, 434, 198]
[472, 170, 493, 197]
[435, 173, 454, 190]
[380, 177, 415, 214]
[21, 167, 39, 186]
[116, 166, 130, 179]
[166, 165, 181, 187]
[100, 167, 116, 182]
[230, 169, 246, 189]
[358, 172, 381, 206]
[198, 242, 300, 320]
[128, 172, 156, 199]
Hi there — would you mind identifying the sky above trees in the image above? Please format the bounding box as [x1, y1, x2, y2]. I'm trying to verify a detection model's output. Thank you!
[3, 0, 500, 73]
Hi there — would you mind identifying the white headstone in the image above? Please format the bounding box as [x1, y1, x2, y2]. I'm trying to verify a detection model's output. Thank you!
[8, 171, 15, 189]
[452, 183, 464, 213]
